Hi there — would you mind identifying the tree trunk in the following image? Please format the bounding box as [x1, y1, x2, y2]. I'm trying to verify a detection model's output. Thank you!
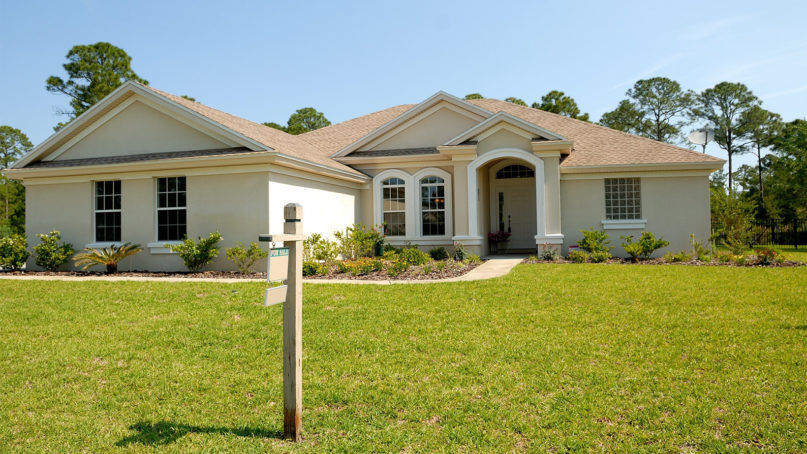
[727, 151, 733, 196]
[757, 144, 765, 209]
[106, 263, 118, 274]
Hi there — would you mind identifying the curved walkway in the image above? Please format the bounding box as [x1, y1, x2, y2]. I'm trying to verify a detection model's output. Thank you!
[0, 256, 525, 285]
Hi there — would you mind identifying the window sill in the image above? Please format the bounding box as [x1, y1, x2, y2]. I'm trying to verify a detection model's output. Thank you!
[601, 219, 647, 230]
[84, 242, 124, 249]
[147, 241, 182, 255]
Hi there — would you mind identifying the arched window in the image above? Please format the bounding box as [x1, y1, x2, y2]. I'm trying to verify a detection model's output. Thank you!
[382, 177, 406, 236]
[495, 164, 534, 179]
[420, 176, 446, 236]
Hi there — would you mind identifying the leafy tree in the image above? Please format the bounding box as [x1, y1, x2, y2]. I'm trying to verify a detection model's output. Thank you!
[532, 90, 589, 121]
[180, 95, 197, 102]
[599, 100, 650, 135]
[0, 126, 32, 233]
[691, 82, 761, 192]
[741, 106, 782, 211]
[504, 97, 527, 106]
[46, 42, 147, 127]
[629, 77, 694, 143]
[464, 93, 484, 100]
[264, 108, 331, 135]
[767, 119, 807, 220]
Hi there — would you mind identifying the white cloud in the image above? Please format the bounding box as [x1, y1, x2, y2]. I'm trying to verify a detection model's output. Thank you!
[610, 53, 689, 91]
[761, 84, 807, 100]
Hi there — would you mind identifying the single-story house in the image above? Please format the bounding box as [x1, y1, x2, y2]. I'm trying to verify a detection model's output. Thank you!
[4, 82, 724, 271]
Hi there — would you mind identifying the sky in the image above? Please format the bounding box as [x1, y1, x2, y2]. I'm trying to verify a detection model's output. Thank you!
[2, 0, 806, 169]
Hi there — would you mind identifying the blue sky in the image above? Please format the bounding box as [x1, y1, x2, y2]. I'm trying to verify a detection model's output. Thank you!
[1, 0, 806, 169]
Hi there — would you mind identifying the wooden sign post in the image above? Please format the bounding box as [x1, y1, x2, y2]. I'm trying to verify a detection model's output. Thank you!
[258, 203, 305, 441]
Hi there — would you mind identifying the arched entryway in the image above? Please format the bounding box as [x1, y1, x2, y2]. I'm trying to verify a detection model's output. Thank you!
[488, 160, 537, 251]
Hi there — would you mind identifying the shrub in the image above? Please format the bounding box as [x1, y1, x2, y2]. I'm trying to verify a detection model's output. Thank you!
[382, 249, 398, 260]
[226, 242, 268, 273]
[34, 231, 75, 271]
[303, 233, 339, 263]
[398, 247, 430, 266]
[464, 254, 482, 265]
[334, 224, 383, 260]
[435, 261, 447, 272]
[578, 229, 611, 254]
[73, 243, 142, 274]
[755, 247, 781, 266]
[336, 261, 351, 274]
[355, 258, 383, 275]
[422, 264, 433, 274]
[567, 250, 589, 263]
[689, 234, 712, 261]
[169, 232, 222, 272]
[732, 254, 748, 266]
[452, 241, 469, 261]
[621, 231, 669, 262]
[539, 243, 559, 261]
[386, 260, 409, 277]
[590, 250, 611, 263]
[302, 260, 327, 276]
[713, 201, 752, 255]
[0, 234, 29, 270]
[429, 247, 449, 261]
[664, 251, 692, 263]
[715, 251, 733, 263]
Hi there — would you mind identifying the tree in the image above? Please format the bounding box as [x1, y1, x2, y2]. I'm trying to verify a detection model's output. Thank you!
[263, 108, 331, 135]
[504, 97, 527, 106]
[767, 119, 807, 220]
[46, 42, 147, 126]
[741, 106, 782, 212]
[464, 93, 484, 100]
[599, 100, 650, 135]
[180, 95, 197, 102]
[692, 82, 761, 192]
[0, 126, 32, 233]
[626, 77, 694, 143]
[532, 90, 589, 121]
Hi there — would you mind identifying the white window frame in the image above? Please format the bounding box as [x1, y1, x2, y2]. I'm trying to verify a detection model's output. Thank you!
[602, 177, 646, 230]
[91, 180, 122, 246]
[381, 176, 407, 237]
[373, 169, 411, 238]
[413, 168, 453, 240]
[148, 176, 187, 252]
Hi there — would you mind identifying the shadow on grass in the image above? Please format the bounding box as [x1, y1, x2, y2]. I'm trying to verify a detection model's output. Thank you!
[115, 421, 283, 446]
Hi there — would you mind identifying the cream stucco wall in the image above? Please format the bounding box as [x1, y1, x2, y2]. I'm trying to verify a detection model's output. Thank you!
[52, 100, 229, 161]
[476, 129, 532, 156]
[560, 175, 711, 257]
[368, 104, 480, 151]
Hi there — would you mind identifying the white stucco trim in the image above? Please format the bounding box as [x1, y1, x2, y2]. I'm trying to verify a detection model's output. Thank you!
[535, 234, 565, 245]
[467, 148, 546, 239]
[451, 235, 483, 246]
[147, 241, 182, 254]
[84, 242, 124, 249]
[445, 112, 566, 145]
[601, 219, 648, 230]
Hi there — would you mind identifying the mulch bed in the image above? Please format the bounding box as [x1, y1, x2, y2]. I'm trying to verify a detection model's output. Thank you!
[522, 257, 805, 267]
[1, 262, 483, 280]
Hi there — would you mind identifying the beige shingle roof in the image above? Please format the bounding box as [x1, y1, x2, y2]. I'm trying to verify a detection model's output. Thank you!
[299, 104, 415, 155]
[467, 99, 724, 167]
[141, 84, 365, 176]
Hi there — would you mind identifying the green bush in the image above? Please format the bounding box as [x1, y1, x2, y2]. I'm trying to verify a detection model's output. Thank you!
[664, 251, 692, 263]
[169, 232, 222, 272]
[382, 249, 398, 260]
[398, 247, 430, 266]
[0, 234, 29, 270]
[621, 231, 669, 262]
[422, 264, 433, 274]
[435, 261, 447, 272]
[733, 254, 748, 266]
[334, 224, 384, 260]
[689, 234, 712, 261]
[464, 254, 482, 265]
[303, 233, 338, 263]
[303, 260, 328, 276]
[589, 250, 611, 263]
[578, 229, 612, 254]
[336, 261, 351, 274]
[452, 242, 468, 261]
[715, 251, 733, 263]
[539, 243, 559, 261]
[755, 247, 781, 266]
[226, 242, 268, 273]
[34, 231, 75, 271]
[429, 247, 449, 261]
[386, 260, 410, 277]
[567, 250, 589, 263]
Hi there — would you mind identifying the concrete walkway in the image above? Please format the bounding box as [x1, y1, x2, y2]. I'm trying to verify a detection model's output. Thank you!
[0, 256, 525, 285]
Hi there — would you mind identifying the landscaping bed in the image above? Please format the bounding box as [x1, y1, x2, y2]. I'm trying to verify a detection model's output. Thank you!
[304, 258, 481, 280]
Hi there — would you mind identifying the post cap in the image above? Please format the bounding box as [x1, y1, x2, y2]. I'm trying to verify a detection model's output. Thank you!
[284, 203, 302, 221]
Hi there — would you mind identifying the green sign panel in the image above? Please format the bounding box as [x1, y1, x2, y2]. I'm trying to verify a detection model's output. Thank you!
[270, 247, 289, 257]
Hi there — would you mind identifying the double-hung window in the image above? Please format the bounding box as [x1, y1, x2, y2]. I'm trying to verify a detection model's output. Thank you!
[157, 177, 187, 241]
[604, 178, 641, 220]
[94, 180, 121, 242]
[382, 177, 406, 236]
[420, 176, 446, 236]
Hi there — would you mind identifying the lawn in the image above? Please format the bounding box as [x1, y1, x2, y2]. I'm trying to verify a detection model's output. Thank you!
[1, 264, 806, 452]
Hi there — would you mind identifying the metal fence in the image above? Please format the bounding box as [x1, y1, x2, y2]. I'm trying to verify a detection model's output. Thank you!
[712, 219, 806, 249]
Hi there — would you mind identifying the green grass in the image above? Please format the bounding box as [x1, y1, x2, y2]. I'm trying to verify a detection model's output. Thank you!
[1, 264, 806, 452]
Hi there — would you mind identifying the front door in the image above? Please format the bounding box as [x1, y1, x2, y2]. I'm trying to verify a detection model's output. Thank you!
[489, 164, 537, 251]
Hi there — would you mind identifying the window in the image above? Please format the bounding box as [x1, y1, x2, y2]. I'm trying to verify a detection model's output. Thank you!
[604, 178, 641, 220]
[157, 177, 187, 241]
[94, 180, 121, 242]
[382, 177, 406, 236]
[496, 164, 534, 179]
[420, 176, 446, 236]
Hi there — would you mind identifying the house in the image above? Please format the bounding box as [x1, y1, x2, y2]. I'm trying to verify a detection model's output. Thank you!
[4, 82, 724, 271]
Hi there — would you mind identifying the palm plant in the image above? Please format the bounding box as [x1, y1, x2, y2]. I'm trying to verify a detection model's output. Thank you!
[73, 243, 143, 274]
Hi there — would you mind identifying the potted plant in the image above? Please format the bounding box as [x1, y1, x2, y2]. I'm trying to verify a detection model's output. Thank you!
[488, 231, 511, 254]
